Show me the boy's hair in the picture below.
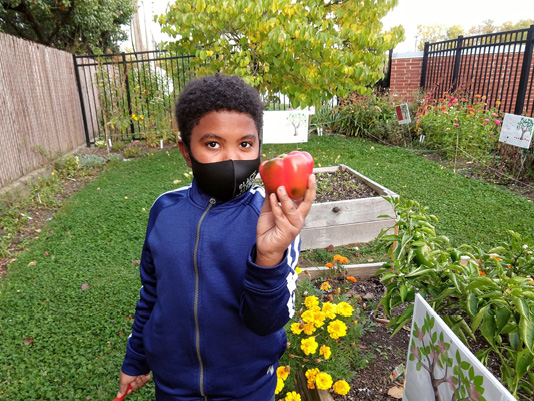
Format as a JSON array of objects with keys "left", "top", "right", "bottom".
[{"left": 175, "top": 74, "right": 264, "bottom": 147}]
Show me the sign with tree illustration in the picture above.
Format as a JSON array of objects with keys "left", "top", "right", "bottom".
[
  {"left": 263, "top": 110, "right": 309, "bottom": 144},
  {"left": 403, "top": 294, "right": 516, "bottom": 401},
  {"left": 498, "top": 114, "right": 533, "bottom": 149}
]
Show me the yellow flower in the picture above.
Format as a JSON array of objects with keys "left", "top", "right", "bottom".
[
  {"left": 275, "top": 377, "right": 284, "bottom": 394},
  {"left": 333, "top": 380, "right": 351, "bottom": 395},
  {"left": 301, "top": 309, "right": 315, "bottom": 324},
  {"left": 304, "top": 296, "right": 320, "bottom": 310},
  {"left": 320, "top": 281, "right": 331, "bottom": 291},
  {"left": 295, "top": 266, "right": 302, "bottom": 274},
  {"left": 302, "top": 322, "right": 316, "bottom": 335},
  {"left": 291, "top": 322, "right": 303, "bottom": 335},
  {"left": 327, "top": 319, "right": 347, "bottom": 339},
  {"left": 277, "top": 365, "right": 290, "bottom": 380},
  {"left": 322, "top": 302, "right": 337, "bottom": 319},
  {"left": 131, "top": 113, "right": 138, "bottom": 120},
  {"left": 337, "top": 301, "right": 354, "bottom": 317},
  {"left": 301, "top": 337, "right": 318, "bottom": 355},
  {"left": 139, "top": 114, "right": 145, "bottom": 120},
  {"left": 284, "top": 391, "right": 301, "bottom": 401},
  {"left": 319, "top": 344, "right": 331, "bottom": 359},
  {"left": 311, "top": 310, "right": 326, "bottom": 328},
  {"left": 315, "top": 372, "right": 333, "bottom": 390}
]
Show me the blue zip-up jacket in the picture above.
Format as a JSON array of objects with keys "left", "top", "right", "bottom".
[{"left": 121, "top": 180, "right": 300, "bottom": 401}]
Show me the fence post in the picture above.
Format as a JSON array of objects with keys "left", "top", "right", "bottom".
[
  {"left": 420, "top": 42, "right": 429, "bottom": 89},
  {"left": 72, "top": 54, "right": 91, "bottom": 147},
  {"left": 121, "top": 52, "right": 135, "bottom": 137},
  {"left": 451, "top": 35, "right": 464, "bottom": 92},
  {"left": 514, "top": 24, "right": 534, "bottom": 115}
]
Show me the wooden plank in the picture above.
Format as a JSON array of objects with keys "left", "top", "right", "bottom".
[
  {"left": 299, "top": 262, "right": 385, "bottom": 281},
  {"left": 300, "top": 219, "right": 395, "bottom": 250},
  {"left": 304, "top": 197, "right": 395, "bottom": 228}
]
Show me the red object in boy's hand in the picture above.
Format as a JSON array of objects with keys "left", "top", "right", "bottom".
[
  {"left": 259, "top": 151, "right": 314, "bottom": 200},
  {"left": 113, "top": 384, "right": 131, "bottom": 401}
]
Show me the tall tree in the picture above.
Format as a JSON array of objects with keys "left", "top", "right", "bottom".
[
  {"left": 0, "top": 0, "right": 136, "bottom": 54},
  {"left": 158, "top": 0, "right": 404, "bottom": 108}
]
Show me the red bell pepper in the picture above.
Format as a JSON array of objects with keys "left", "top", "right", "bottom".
[{"left": 259, "top": 151, "right": 314, "bottom": 200}]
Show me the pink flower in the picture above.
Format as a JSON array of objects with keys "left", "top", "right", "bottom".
[
  {"left": 469, "top": 383, "right": 482, "bottom": 401},
  {"left": 438, "top": 340, "right": 447, "bottom": 354},
  {"left": 492, "top": 113, "right": 499, "bottom": 117},
  {"left": 484, "top": 118, "right": 489, "bottom": 122},
  {"left": 454, "top": 124, "right": 460, "bottom": 128},
  {"left": 494, "top": 120, "right": 501, "bottom": 125},
  {"left": 411, "top": 345, "right": 420, "bottom": 361},
  {"left": 417, "top": 328, "right": 424, "bottom": 342}
]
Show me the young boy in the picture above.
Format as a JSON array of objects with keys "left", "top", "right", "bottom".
[{"left": 117, "top": 74, "right": 316, "bottom": 401}]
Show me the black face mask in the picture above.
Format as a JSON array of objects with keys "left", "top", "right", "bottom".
[{"left": 188, "top": 152, "right": 261, "bottom": 202}]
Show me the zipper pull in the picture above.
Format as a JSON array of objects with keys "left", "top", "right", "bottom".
[{"left": 209, "top": 198, "right": 216, "bottom": 205}]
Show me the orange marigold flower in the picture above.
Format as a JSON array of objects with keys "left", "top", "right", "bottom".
[
  {"left": 346, "top": 276, "right": 357, "bottom": 283},
  {"left": 277, "top": 365, "right": 291, "bottom": 380},
  {"left": 325, "top": 262, "right": 334, "bottom": 269},
  {"left": 479, "top": 269, "right": 487, "bottom": 277}
]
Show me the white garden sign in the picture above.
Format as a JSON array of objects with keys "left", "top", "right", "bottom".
[
  {"left": 262, "top": 110, "right": 309, "bottom": 144},
  {"left": 403, "top": 294, "right": 516, "bottom": 401}
]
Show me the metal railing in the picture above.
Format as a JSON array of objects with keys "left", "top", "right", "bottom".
[
  {"left": 420, "top": 25, "right": 534, "bottom": 117},
  {"left": 73, "top": 50, "right": 195, "bottom": 146}
]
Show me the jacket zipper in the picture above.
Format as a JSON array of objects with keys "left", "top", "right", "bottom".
[{"left": 193, "top": 197, "right": 215, "bottom": 400}]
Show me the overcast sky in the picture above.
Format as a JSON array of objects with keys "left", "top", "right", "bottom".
[
  {"left": 128, "top": 0, "right": 534, "bottom": 53},
  {"left": 382, "top": 0, "right": 534, "bottom": 52}
]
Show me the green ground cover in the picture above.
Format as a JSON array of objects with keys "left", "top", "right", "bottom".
[{"left": 1, "top": 136, "right": 533, "bottom": 400}]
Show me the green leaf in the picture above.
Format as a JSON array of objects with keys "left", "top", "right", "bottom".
[
  {"left": 512, "top": 296, "right": 530, "bottom": 319},
  {"left": 519, "top": 318, "right": 534, "bottom": 353},
  {"left": 495, "top": 307, "right": 512, "bottom": 334},
  {"left": 466, "top": 292, "right": 478, "bottom": 317},
  {"left": 471, "top": 304, "right": 490, "bottom": 333},
  {"left": 480, "top": 310, "right": 496, "bottom": 346},
  {"left": 516, "top": 348, "right": 534, "bottom": 378}
]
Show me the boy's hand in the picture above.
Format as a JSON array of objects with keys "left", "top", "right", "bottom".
[
  {"left": 117, "top": 371, "right": 151, "bottom": 399},
  {"left": 256, "top": 174, "right": 316, "bottom": 267}
]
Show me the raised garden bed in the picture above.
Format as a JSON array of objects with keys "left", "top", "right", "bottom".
[{"left": 301, "top": 165, "right": 398, "bottom": 250}]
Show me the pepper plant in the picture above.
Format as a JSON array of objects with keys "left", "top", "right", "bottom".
[{"left": 375, "top": 196, "right": 534, "bottom": 399}]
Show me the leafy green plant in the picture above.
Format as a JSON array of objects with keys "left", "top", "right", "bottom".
[
  {"left": 123, "top": 141, "right": 142, "bottom": 158},
  {"left": 376, "top": 196, "right": 534, "bottom": 399},
  {"left": 53, "top": 155, "right": 80, "bottom": 179}
]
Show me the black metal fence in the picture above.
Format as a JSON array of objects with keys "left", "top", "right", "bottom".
[
  {"left": 73, "top": 50, "right": 339, "bottom": 147},
  {"left": 73, "top": 50, "right": 195, "bottom": 146},
  {"left": 420, "top": 25, "right": 534, "bottom": 117}
]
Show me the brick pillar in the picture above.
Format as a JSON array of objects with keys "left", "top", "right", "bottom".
[{"left": 389, "top": 52, "right": 424, "bottom": 101}]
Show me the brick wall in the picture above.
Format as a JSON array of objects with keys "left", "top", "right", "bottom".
[{"left": 388, "top": 50, "right": 534, "bottom": 117}]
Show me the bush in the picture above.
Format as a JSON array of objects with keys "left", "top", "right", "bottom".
[
  {"left": 416, "top": 92, "right": 502, "bottom": 160},
  {"left": 324, "top": 92, "right": 417, "bottom": 146}
]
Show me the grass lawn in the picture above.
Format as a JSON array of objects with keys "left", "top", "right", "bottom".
[{"left": 1, "top": 135, "right": 533, "bottom": 400}]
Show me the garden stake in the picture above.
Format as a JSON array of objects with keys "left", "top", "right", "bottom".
[{"left": 112, "top": 384, "right": 131, "bottom": 401}]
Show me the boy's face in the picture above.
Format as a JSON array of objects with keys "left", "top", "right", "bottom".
[{"left": 179, "top": 111, "right": 259, "bottom": 167}]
